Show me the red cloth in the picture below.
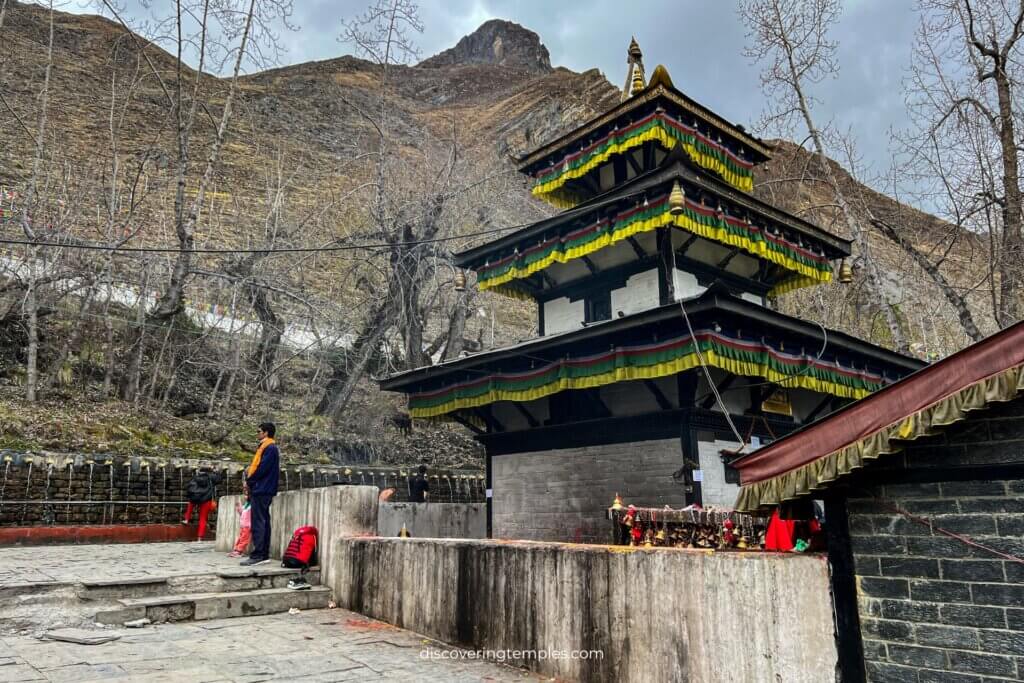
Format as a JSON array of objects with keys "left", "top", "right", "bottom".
[
  {"left": 184, "top": 500, "right": 214, "bottom": 540},
  {"left": 765, "top": 509, "right": 796, "bottom": 551},
  {"left": 232, "top": 526, "right": 252, "bottom": 554}
]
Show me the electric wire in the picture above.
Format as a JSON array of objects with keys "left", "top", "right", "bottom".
[{"left": 0, "top": 220, "right": 534, "bottom": 255}]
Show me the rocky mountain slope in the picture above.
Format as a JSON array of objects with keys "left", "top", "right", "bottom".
[{"left": 0, "top": 2, "right": 987, "bottom": 464}]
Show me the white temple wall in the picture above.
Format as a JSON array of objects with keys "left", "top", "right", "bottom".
[
  {"left": 542, "top": 296, "right": 584, "bottom": 335},
  {"left": 610, "top": 268, "right": 660, "bottom": 317},
  {"left": 696, "top": 437, "right": 742, "bottom": 508}
]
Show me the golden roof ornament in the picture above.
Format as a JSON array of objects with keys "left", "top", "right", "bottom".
[
  {"left": 669, "top": 181, "right": 686, "bottom": 215},
  {"left": 622, "top": 37, "right": 646, "bottom": 101},
  {"left": 648, "top": 64, "right": 674, "bottom": 90}
]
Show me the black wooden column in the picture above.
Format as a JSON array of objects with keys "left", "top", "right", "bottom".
[{"left": 824, "top": 494, "right": 866, "bottom": 683}]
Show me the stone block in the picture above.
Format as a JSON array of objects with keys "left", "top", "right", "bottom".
[
  {"left": 939, "top": 605, "right": 1006, "bottom": 629},
  {"left": 940, "top": 560, "right": 1005, "bottom": 583},
  {"left": 948, "top": 651, "right": 1016, "bottom": 677},
  {"left": 910, "top": 579, "right": 972, "bottom": 604}
]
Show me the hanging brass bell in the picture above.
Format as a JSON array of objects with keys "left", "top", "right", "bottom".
[
  {"left": 398, "top": 523, "right": 411, "bottom": 538},
  {"left": 838, "top": 259, "right": 853, "bottom": 284},
  {"left": 454, "top": 269, "right": 467, "bottom": 292},
  {"left": 610, "top": 493, "right": 625, "bottom": 512},
  {"left": 669, "top": 181, "right": 686, "bottom": 216},
  {"left": 655, "top": 527, "right": 667, "bottom": 543}
]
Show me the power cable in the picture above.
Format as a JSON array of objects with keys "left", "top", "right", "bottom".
[{"left": 0, "top": 220, "right": 533, "bottom": 255}]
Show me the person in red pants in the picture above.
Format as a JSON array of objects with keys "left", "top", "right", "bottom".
[{"left": 182, "top": 467, "right": 221, "bottom": 541}]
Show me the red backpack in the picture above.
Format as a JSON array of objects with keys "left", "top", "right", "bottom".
[{"left": 282, "top": 526, "right": 318, "bottom": 568}]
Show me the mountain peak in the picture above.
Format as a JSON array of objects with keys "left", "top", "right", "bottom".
[{"left": 418, "top": 20, "right": 552, "bottom": 72}]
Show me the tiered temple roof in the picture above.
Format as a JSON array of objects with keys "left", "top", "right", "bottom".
[{"left": 382, "top": 41, "right": 920, "bottom": 431}]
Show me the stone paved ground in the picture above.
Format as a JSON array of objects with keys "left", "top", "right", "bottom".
[
  {"left": 0, "top": 541, "right": 237, "bottom": 585},
  {"left": 0, "top": 543, "right": 544, "bottom": 681},
  {"left": 0, "top": 608, "right": 543, "bottom": 682}
]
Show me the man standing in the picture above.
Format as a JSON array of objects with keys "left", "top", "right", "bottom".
[
  {"left": 409, "top": 464, "right": 430, "bottom": 503},
  {"left": 241, "top": 422, "right": 279, "bottom": 566}
]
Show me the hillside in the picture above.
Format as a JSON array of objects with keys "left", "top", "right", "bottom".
[{"left": 0, "top": 2, "right": 989, "bottom": 465}]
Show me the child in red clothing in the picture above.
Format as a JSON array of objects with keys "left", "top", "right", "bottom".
[{"left": 228, "top": 489, "right": 253, "bottom": 558}]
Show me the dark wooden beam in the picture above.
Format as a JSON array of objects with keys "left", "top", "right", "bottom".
[
  {"left": 702, "top": 374, "right": 739, "bottom": 410},
  {"left": 716, "top": 248, "right": 741, "bottom": 270},
  {"left": 642, "top": 379, "right": 673, "bottom": 410},
  {"left": 538, "top": 270, "right": 557, "bottom": 289},
  {"left": 625, "top": 150, "right": 643, "bottom": 176},
  {"left": 473, "top": 407, "right": 503, "bottom": 433},
  {"left": 749, "top": 384, "right": 774, "bottom": 414},
  {"left": 657, "top": 227, "right": 676, "bottom": 305},
  {"left": 580, "top": 255, "right": 599, "bottom": 274},
  {"left": 678, "top": 371, "right": 699, "bottom": 407},
  {"left": 805, "top": 396, "right": 834, "bottom": 423},
  {"left": 626, "top": 236, "right": 648, "bottom": 259},
  {"left": 824, "top": 496, "right": 867, "bottom": 683},
  {"left": 450, "top": 413, "right": 485, "bottom": 435},
  {"left": 676, "top": 233, "right": 699, "bottom": 257},
  {"left": 511, "top": 402, "right": 540, "bottom": 428},
  {"left": 613, "top": 156, "right": 628, "bottom": 185}
]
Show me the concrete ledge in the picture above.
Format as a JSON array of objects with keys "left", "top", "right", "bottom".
[
  {"left": 216, "top": 486, "right": 378, "bottom": 572},
  {"left": 331, "top": 538, "right": 838, "bottom": 683},
  {"left": 377, "top": 503, "right": 485, "bottom": 538},
  {"left": 95, "top": 586, "right": 331, "bottom": 624}
]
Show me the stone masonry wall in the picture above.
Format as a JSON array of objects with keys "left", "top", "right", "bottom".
[
  {"left": 846, "top": 399, "right": 1024, "bottom": 683},
  {"left": 0, "top": 451, "right": 483, "bottom": 527},
  {"left": 331, "top": 538, "right": 838, "bottom": 683},
  {"left": 491, "top": 438, "right": 686, "bottom": 542}
]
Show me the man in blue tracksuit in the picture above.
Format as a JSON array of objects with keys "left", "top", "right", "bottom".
[{"left": 241, "top": 422, "right": 280, "bottom": 566}]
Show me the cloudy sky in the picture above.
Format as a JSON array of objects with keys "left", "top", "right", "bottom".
[{"left": 75, "top": 0, "right": 921, "bottom": 177}]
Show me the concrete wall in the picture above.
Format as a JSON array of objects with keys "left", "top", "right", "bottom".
[
  {"left": 543, "top": 296, "right": 584, "bottom": 335},
  {"left": 491, "top": 439, "right": 686, "bottom": 543},
  {"left": 610, "top": 268, "right": 659, "bottom": 318},
  {"left": 330, "top": 538, "right": 838, "bottom": 683},
  {"left": 696, "top": 438, "right": 741, "bottom": 507},
  {"left": 377, "top": 503, "right": 486, "bottom": 538},
  {"left": 216, "top": 485, "right": 378, "bottom": 570}
]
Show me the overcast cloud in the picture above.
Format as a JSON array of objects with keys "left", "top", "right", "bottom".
[{"left": 73, "top": 0, "right": 919, "bottom": 177}]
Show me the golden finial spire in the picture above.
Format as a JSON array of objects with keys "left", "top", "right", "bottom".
[{"left": 622, "top": 37, "right": 646, "bottom": 101}]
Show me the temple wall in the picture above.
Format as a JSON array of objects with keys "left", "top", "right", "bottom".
[
  {"left": 673, "top": 267, "right": 704, "bottom": 299},
  {"left": 542, "top": 296, "right": 584, "bottom": 335},
  {"left": 329, "top": 537, "right": 838, "bottom": 683},
  {"left": 490, "top": 438, "right": 687, "bottom": 543},
  {"left": 696, "top": 438, "right": 741, "bottom": 507},
  {"left": 609, "top": 268, "right": 659, "bottom": 317}
]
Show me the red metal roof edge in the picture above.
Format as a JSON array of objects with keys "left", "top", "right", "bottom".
[{"left": 733, "top": 320, "right": 1024, "bottom": 486}]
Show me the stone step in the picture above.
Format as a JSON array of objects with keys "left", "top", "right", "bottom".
[
  {"left": 78, "top": 566, "right": 321, "bottom": 600},
  {"left": 94, "top": 586, "right": 331, "bottom": 625}
]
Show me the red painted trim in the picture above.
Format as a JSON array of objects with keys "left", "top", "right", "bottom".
[{"left": 0, "top": 523, "right": 208, "bottom": 546}]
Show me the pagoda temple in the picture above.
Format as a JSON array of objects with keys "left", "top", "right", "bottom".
[{"left": 380, "top": 41, "right": 924, "bottom": 543}]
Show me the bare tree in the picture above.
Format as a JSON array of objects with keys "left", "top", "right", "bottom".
[
  {"left": 96, "top": 0, "right": 295, "bottom": 401},
  {"left": 739, "top": 0, "right": 911, "bottom": 351},
  {"left": 898, "top": 0, "right": 1024, "bottom": 329}
]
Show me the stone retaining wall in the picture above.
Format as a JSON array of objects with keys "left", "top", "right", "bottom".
[
  {"left": 329, "top": 537, "right": 838, "bottom": 683},
  {"left": 0, "top": 451, "right": 482, "bottom": 527},
  {"left": 216, "top": 486, "right": 378, "bottom": 571},
  {"left": 377, "top": 503, "right": 486, "bottom": 538}
]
